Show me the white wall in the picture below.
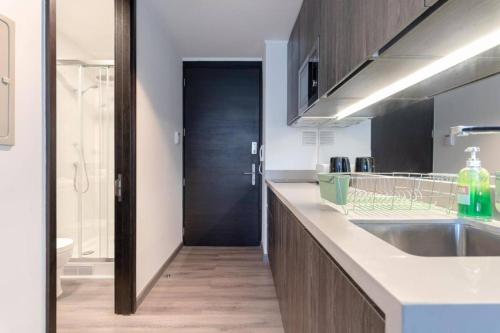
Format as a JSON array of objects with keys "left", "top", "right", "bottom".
[
  {"left": 263, "top": 42, "right": 317, "bottom": 171},
  {"left": 262, "top": 41, "right": 371, "bottom": 253},
  {"left": 434, "top": 74, "right": 500, "bottom": 173},
  {"left": 0, "top": 2, "right": 45, "bottom": 332},
  {"left": 136, "top": 1, "right": 184, "bottom": 296},
  {"left": 318, "top": 121, "right": 372, "bottom": 170},
  {"left": 263, "top": 42, "right": 371, "bottom": 172}
]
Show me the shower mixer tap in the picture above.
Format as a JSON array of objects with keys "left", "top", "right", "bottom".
[{"left": 73, "top": 144, "right": 90, "bottom": 193}]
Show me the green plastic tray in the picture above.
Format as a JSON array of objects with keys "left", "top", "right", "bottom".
[{"left": 318, "top": 173, "right": 350, "bottom": 205}]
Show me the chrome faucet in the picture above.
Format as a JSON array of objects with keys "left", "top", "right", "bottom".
[{"left": 449, "top": 125, "right": 500, "bottom": 144}]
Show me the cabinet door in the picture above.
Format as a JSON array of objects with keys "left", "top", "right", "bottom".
[
  {"left": 320, "top": 0, "right": 367, "bottom": 91},
  {"left": 365, "top": 0, "right": 426, "bottom": 58},
  {"left": 269, "top": 193, "right": 385, "bottom": 332},
  {"left": 299, "top": 0, "right": 321, "bottom": 65},
  {"left": 425, "top": 0, "right": 439, "bottom": 7},
  {"left": 267, "top": 201, "right": 274, "bottom": 272},
  {"left": 318, "top": 242, "right": 385, "bottom": 333},
  {"left": 334, "top": 0, "right": 367, "bottom": 84},
  {"left": 277, "top": 199, "right": 289, "bottom": 330},
  {"left": 319, "top": 0, "right": 427, "bottom": 96},
  {"left": 290, "top": 214, "right": 308, "bottom": 333},
  {"left": 287, "top": 19, "right": 300, "bottom": 125},
  {"left": 302, "top": 223, "right": 320, "bottom": 333},
  {"left": 319, "top": 0, "right": 334, "bottom": 97}
]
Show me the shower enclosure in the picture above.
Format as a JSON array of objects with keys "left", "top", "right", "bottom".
[{"left": 56, "top": 60, "right": 115, "bottom": 274}]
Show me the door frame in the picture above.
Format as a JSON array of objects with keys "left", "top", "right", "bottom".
[
  {"left": 45, "top": 0, "right": 137, "bottom": 331},
  {"left": 182, "top": 61, "right": 263, "bottom": 246}
]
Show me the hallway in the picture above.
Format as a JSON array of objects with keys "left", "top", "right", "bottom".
[{"left": 57, "top": 247, "right": 284, "bottom": 332}]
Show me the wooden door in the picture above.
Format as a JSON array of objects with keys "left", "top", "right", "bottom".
[{"left": 183, "top": 62, "right": 262, "bottom": 246}]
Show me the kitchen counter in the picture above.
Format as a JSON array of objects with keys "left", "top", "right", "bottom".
[{"left": 267, "top": 180, "right": 500, "bottom": 333}]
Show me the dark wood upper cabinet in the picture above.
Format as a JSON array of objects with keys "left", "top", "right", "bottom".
[
  {"left": 365, "top": 0, "right": 427, "bottom": 58},
  {"left": 299, "top": 0, "right": 321, "bottom": 66},
  {"left": 319, "top": 0, "right": 367, "bottom": 96},
  {"left": 425, "top": 0, "right": 440, "bottom": 7},
  {"left": 335, "top": 0, "right": 367, "bottom": 84},
  {"left": 318, "top": 0, "right": 333, "bottom": 97},
  {"left": 287, "top": 19, "right": 300, "bottom": 125},
  {"left": 319, "top": 0, "right": 427, "bottom": 95}
]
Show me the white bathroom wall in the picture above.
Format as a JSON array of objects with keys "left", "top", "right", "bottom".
[
  {"left": 0, "top": 1, "right": 45, "bottom": 332},
  {"left": 434, "top": 74, "right": 500, "bottom": 173},
  {"left": 136, "top": 1, "right": 184, "bottom": 296}
]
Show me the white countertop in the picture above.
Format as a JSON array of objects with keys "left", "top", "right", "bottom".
[{"left": 267, "top": 181, "right": 500, "bottom": 333}]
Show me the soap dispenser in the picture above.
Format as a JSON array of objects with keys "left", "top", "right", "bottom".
[{"left": 457, "top": 147, "right": 493, "bottom": 220}]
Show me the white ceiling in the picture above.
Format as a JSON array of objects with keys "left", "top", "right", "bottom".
[{"left": 145, "top": 0, "right": 303, "bottom": 59}]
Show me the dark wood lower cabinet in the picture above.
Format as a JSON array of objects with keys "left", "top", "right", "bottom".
[{"left": 268, "top": 189, "right": 385, "bottom": 333}]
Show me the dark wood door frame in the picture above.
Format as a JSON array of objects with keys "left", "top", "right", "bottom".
[
  {"left": 114, "top": 0, "right": 137, "bottom": 315},
  {"left": 45, "top": 0, "right": 137, "bottom": 332}
]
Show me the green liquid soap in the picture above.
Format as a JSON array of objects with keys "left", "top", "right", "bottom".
[{"left": 457, "top": 147, "right": 493, "bottom": 221}]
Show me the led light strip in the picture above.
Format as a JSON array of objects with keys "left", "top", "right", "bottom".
[{"left": 335, "top": 28, "right": 500, "bottom": 120}]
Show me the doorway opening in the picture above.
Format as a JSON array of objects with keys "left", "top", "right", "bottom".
[
  {"left": 183, "top": 61, "right": 263, "bottom": 247},
  {"left": 45, "top": 0, "right": 136, "bottom": 332}
]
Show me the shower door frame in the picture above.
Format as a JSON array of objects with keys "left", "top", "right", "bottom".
[{"left": 45, "top": 0, "right": 137, "bottom": 331}]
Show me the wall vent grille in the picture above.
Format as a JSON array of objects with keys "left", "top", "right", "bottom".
[
  {"left": 319, "top": 131, "right": 335, "bottom": 145},
  {"left": 302, "top": 131, "right": 317, "bottom": 145}
]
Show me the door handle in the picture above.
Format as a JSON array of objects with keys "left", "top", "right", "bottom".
[{"left": 242, "top": 163, "right": 256, "bottom": 186}]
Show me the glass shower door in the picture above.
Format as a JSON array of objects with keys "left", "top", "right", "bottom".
[{"left": 56, "top": 62, "right": 115, "bottom": 261}]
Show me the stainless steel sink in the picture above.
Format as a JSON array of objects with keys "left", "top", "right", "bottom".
[{"left": 353, "top": 221, "right": 500, "bottom": 257}]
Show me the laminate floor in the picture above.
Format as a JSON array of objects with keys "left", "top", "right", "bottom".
[{"left": 57, "top": 247, "right": 284, "bottom": 333}]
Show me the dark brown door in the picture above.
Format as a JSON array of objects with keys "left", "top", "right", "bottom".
[{"left": 183, "top": 62, "right": 262, "bottom": 246}]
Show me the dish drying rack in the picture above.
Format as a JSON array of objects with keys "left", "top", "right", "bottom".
[{"left": 319, "top": 172, "right": 459, "bottom": 216}]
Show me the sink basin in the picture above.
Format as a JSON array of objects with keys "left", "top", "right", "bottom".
[{"left": 354, "top": 221, "right": 500, "bottom": 257}]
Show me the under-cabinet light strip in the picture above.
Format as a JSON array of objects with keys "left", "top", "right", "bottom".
[{"left": 334, "top": 28, "right": 500, "bottom": 120}]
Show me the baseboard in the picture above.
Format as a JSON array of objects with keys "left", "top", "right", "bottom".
[{"left": 135, "top": 242, "right": 183, "bottom": 310}]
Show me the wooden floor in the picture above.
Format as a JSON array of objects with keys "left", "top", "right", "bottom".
[{"left": 57, "top": 247, "right": 284, "bottom": 333}]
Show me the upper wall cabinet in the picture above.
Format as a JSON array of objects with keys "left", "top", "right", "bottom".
[
  {"left": 299, "top": 0, "right": 321, "bottom": 66},
  {"left": 288, "top": 0, "right": 442, "bottom": 125},
  {"left": 318, "top": 0, "right": 427, "bottom": 98},
  {"left": 425, "top": 0, "right": 440, "bottom": 6},
  {"left": 304, "top": 0, "right": 500, "bottom": 124},
  {"left": 287, "top": 18, "right": 301, "bottom": 124}
]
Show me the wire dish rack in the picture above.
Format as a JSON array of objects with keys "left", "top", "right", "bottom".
[{"left": 318, "top": 172, "right": 459, "bottom": 215}]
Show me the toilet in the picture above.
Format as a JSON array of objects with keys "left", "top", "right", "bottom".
[{"left": 57, "top": 238, "right": 74, "bottom": 298}]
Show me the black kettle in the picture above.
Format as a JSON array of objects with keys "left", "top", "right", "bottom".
[
  {"left": 330, "top": 157, "right": 351, "bottom": 173},
  {"left": 355, "top": 157, "right": 375, "bottom": 173}
]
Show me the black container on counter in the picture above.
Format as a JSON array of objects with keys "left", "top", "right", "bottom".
[
  {"left": 355, "top": 157, "right": 375, "bottom": 173},
  {"left": 330, "top": 157, "right": 351, "bottom": 173}
]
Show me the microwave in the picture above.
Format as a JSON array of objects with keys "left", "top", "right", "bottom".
[{"left": 298, "top": 39, "right": 319, "bottom": 115}]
